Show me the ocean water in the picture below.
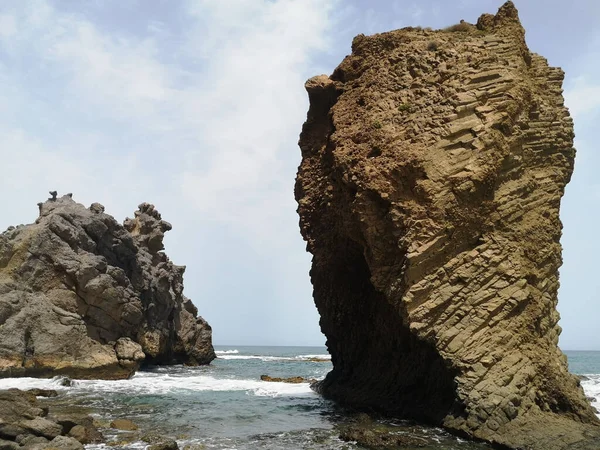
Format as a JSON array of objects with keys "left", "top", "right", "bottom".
[
  {"left": 0, "top": 347, "right": 597, "bottom": 449},
  {"left": 564, "top": 350, "right": 600, "bottom": 413}
]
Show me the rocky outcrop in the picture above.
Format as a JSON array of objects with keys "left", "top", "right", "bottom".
[
  {"left": 0, "top": 194, "right": 215, "bottom": 379},
  {"left": 296, "top": 2, "right": 600, "bottom": 448}
]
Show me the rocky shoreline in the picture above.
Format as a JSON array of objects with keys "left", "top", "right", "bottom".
[
  {"left": 0, "top": 388, "right": 195, "bottom": 450},
  {"left": 0, "top": 388, "right": 99, "bottom": 450}
]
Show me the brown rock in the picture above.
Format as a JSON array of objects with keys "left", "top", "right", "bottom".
[
  {"left": 260, "top": 375, "right": 317, "bottom": 383},
  {"left": 141, "top": 433, "right": 180, "bottom": 450},
  {"left": 110, "top": 419, "right": 138, "bottom": 431},
  {"left": 26, "top": 389, "right": 58, "bottom": 398},
  {"left": 44, "top": 435, "right": 84, "bottom": 450},
  {"left": 149, "top": 442, "right": 179, "bottom": 450},
  {"left": 18, "top": 418, "right": 62, "bottom": 440},
  {"left": 339, "top": 427, "right": 428, "bottom": 449},
  {"left": 0, "top": 439, "right": 19, "bottom": 450},
  {"left": 295, "top": 1, "right": 600, "bottom": 449},
  {"left": 0, "top": 195, "right": 215, "bottom": 380}
]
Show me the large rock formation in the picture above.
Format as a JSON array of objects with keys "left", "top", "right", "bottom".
[
  {"left": 296, "top": 2, "right": 600, "bottom": 448},
  {"left": 0, "top": 193, "right": 215, "bottom": 379}
]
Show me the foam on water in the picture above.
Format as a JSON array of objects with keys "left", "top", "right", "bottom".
[
  {"left": 217, "top": 354, "right": 330, "bottom": 362},
  {"left": 580, "top": 375, "right": 600, "bottom": 417},
  {"left": 0, "top": 376, "right": 69, "bottom": 391},
  {"left": 0, "top": 373, "right": 315, "bottom": 398},
  {"left": 215, "top": 349, "right": 239, "bottom": 355}
]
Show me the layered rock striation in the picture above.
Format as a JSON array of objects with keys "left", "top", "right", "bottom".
[
  {"left": 0, "top": 193, "right": 215, "bottom": 379},
  {"left": 296, "top": 2, "right": 600, "bottom": 448}
]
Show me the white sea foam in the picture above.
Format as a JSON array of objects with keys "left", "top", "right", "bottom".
[
  {"left": 580, "top": 374, "right": 600, "bottom": 418},
  {"left": 217, "top": 354, "right": 330, "bottom": 362},
  {"left": 0, "top": 373, "right": 315, "bottom": 398},
  {"left": 0, "top": 376, "right": 70, "bottom": 391},
  {"left": 215, "top": 349, "right": 239, "bottom": 355}
]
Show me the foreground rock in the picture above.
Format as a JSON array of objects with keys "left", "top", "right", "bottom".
[
  {"left": 0, "top": 389, "right": 101, "bottom": 449},
  {"left": 296, "top": 1, "right": 600, "bottom": 448},
  {"left": 0, "top": 194, "right": 215, "bottom": 379}
]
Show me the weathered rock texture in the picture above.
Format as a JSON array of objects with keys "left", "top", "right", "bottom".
[
  {"left": 0, "top": 194, "right": 215, "bottom": 379},
  {"left": 0, "top": 388, "right": 101, "bottom": 449},
  {"left": 296, "top": 2, "right": 600, "bottom": 448}
]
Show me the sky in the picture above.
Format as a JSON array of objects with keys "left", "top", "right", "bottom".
[{"left": 0, "top": 0, "right": 598, "bottom": 349}]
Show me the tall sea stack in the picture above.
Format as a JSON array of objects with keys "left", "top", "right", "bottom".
[
  {"left": 296, "top": 2, "right": 600, "bottom": 448},
  {"left": 0, "top": 194, "right": 215, "bottom": 379}
]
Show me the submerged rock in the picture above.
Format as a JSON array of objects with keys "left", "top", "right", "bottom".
[
  {"left": 296, "top": 1, "right": 600, "bottom": 448},
  {"left": 260, "top": 375, "right": 317, "bottom": 384},
  {"left": 0, "top": 194, "right": 215, "bottom": 380},
  {"left": 110, "top": 419, "right": 138, "bottom": 431}
]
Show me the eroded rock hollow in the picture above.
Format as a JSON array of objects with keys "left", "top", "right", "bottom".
[
  {"left": 0, "top": 193, "right": 215, "bottom": 379},
  {"left": 296, "top": 2, "right": 600, "bottom": 448}
]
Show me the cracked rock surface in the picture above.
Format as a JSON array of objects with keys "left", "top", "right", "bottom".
[
  {"left": 296, "top": 1, "right": 600, "bottom": 448},
  {"left": 0, "top": 194, "right": 214, "bottom": 379}
]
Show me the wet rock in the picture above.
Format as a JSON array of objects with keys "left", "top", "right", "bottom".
[
  {"left": 26, "top": 389, "right": 58, "bottom": 398},
  {"left": 260, "top": 375, "right": 317, "bottom": 383},
  {"left": 63, "top": 420, "right": 102, "bottom": 445},
  {"left": 149, "top": 442, "right": 179, "bottom": 450},
  {"left": 339, "top": 427, "right": 428, "bottom": 449},
  {"left": 110, "top": 419, "right": 138, "bottom": 431},
  {"left": 142, "top": 433, "right": 179, "bottom": 450},
  {"left": 296, "top": 1, "right": 600, "bottom": 449},
  {"left": 0, "top": 194, "right": 215, "bottom": 380}
]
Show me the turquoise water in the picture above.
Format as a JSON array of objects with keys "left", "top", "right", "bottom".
[
  {"left": 565, "top": 350, "right": 600, "bottom": 374},
  {"left": 565, "top": 350, "right": 600, "bottom": 411},
  {"left": 2, "top": 347, "right": 598, "bottom": 449}
]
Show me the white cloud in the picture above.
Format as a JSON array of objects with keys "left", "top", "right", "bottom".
[
  {"left": 0, "top": 0, "right": 335, "bottom": 345},
  {"left": 564, "top": 76, "right": 600, "bottom": 120},
  {"left": 0, "top": 14, "right": 17, "bottom": 38}
]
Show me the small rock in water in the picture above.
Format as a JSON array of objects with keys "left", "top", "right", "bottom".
[
  {"left": 110, "top": 419, "right": 138, "bottom": 431},
  {"left": 260, "top": 375, "right": 316, "bottom": 383},
  {"left": 27, "top": 388, "right": 58, "bottom": 398},
  {"left": 148, "top": 440, "right": 179, "bottom": 450},
  {"left": 59, "top": 377, "right": 74, "bottom": 387},
  {"left": 142, "top": 432, "right": 180, "bottom": 450},
  {"left": 339, "top": 426, "right": 428, "bottom": 449}
]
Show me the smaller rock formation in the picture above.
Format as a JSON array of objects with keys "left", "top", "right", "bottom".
[{"left": 0, "top": 194, "right": 215, "bottom": 379}]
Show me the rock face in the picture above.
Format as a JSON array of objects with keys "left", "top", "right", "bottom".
[
  {"left": 296, "top": 2, "right": 600, "bottom": 448},
  {"left": 0, "top": 194, "right": 215, "bottom": 379}
]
